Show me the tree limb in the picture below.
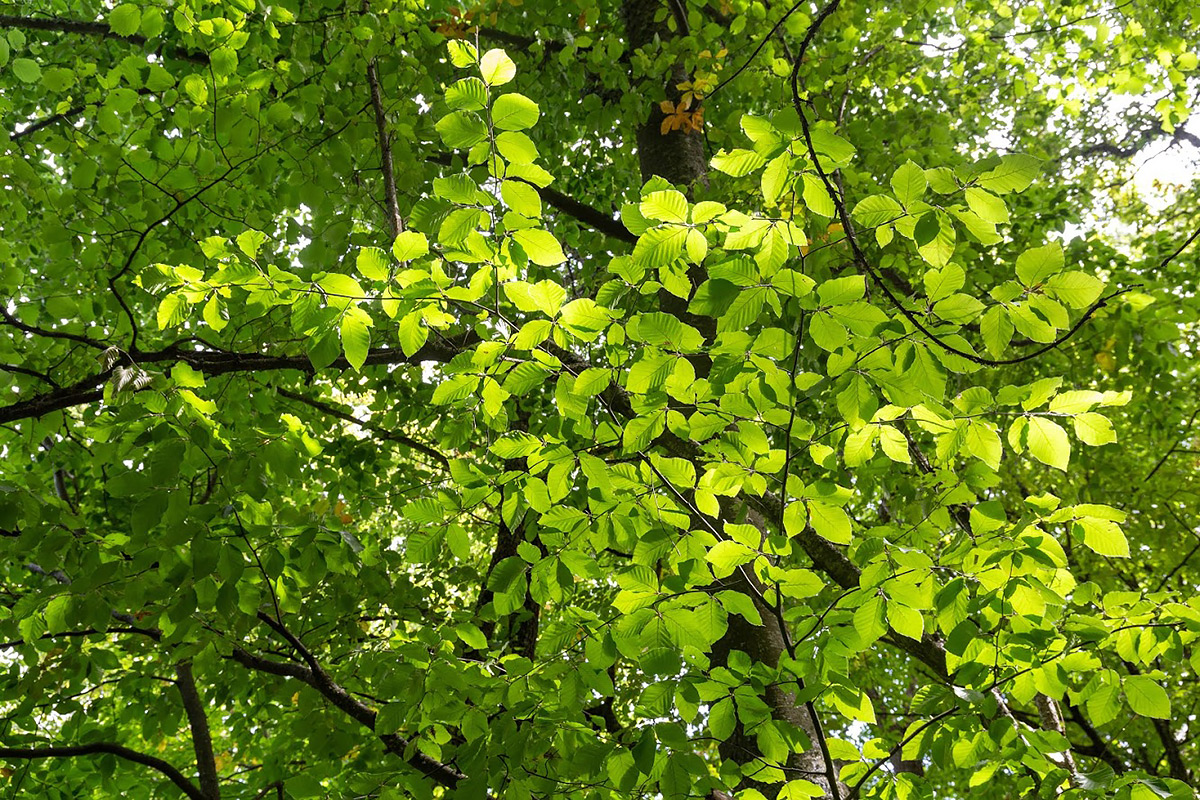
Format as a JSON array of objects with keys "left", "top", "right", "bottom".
[
  {"left": 0, "top": 742, "right": 206, "bottom": 800},
  {"left": 0, "top": 335, "right": 477, "bottom": 426},
  {"left": 229, "top": 614, "right": 466, "bottom": 789},
  {"left": 175, "top": 661, "right": 222, "bottom": 800},
  {"left": 275, "top": 387, "right": 449, "bottom": 467},
  {"left": 428, "top": 153, "right": 634, "bottom": 243},
  {"left": 366, "top": 57, "right": 404, "bottom": 237},
  {"left": 0, "top": 12, "right": 208, "bottom": 63}
]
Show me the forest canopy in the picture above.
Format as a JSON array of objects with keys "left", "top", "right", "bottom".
[{"left": 1, "top": 0, "right": 1199, "bottom": 799}]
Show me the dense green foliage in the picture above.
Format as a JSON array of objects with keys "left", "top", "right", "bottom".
[{"left": 1, "top": 0, "right": 1199, "bottom": 798}]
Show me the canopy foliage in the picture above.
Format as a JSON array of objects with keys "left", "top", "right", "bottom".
[{"left": 1, "top": 0, "right": 1199, "bottom": 799}]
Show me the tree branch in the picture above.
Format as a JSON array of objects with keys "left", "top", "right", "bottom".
[
  {"left": 175, "top": 661, "right": 222, "bottom": 800},
  {"left": 0, "top": 335, "right": 477, "bottom": 426},
  {"left": 1069, "top": 121, "right": 1200, "bottom": 161},
  {"left": 0, "top": 13, "right": 208, "bottom": 63},
  {"left": 786, "top": 1, "right": 1135, "bottom": 368},
  {"left": 428, "top": 153, "right": 634, "bottom": 243},
  {"left": 1, "top": 306, "right": 107, "bottom": 349},
  {"left": 275, "top": 387, "right": 448, "bottom": 466},
  {"left": 366, "top": 57, "right": 404, "bottom": 237},
  {"left": 228, "top": 614, "right": 466, "bottom": 789},
  {"left": 0, "top": 742, "right": 206, "bottom": 800},
  {"left": 11, "top": 103, "right": 87, "bottom": 141}
]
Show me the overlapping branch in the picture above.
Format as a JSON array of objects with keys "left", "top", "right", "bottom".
[
  {"left": 427, "top": 153, "right": 634, "bottom": 243},
  {"left": 275, "top": 387, "right": 449, "bottom": 466},
  {"left": 229, "top": 612, "right": 465, "bottom": 788},
  {"left": 0, "top": 742, "right": 206, "bottom": 800},
  {"left": 175, "top": 662, "right": 222, "bottom": 800},
  {"left": 0, "top": 335, "right": 475, "bottom": 426},
  {"left": 0, "top": 12, "right": 208, "bottom": 63}
]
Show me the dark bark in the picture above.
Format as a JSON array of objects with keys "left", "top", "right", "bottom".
[
  {"left": 175, "top": 662, "right": 222, "bottom": 800},
  {"left": 709, "top": 570, "right": 836, "bottom": 797},
  {"left": 621, "top": 0, "right": 708, "bottom": 187},
  {"left": 0, "top": 13, "right": 208, "bottom": 64},
  {"left": 614, "top": 8, "right": 835, "bottom": 784},
  {"left": 0, "top": 743, "right": 206, "bottom": 800}
]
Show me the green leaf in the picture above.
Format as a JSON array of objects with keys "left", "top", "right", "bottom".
[
  {"left": 505, "top": 280, "right": 566, "bottom": 315},
  {"left": 436, "top": 111, "right": 488, "bottom": 149},
  {"left": 445, "top": 77, "right": 488, "bottom": 110},
  {"left": 924, "top": 263, "right": 965, "bottom": 302},
  {"left": 976, "top": 153, "right": 1041, "bottom": 194},
  {"left": 501, "top": 180, "right": 542, "bottom": 217},
  {"left": 779, "top": 779, "right": 825, "bottom": 799},
  {"left": 512, "top": 228, "right": 566, "bottom": 265},
  {"left": 1124, "top": 675, "right": 1171, "bottom": 719},
  {"left": 109, "top": 4, "right": 141, "bottom": 36},
  {"left": 818, "top": 275, "right": 865, "bottom": 305},
  {"left": 356, "top": 247, "right": 390, "bottom": 280},
  {"left": 559, "top": 299, "right": 610, "bottom": 335},
  {"left": 392, "top": 231, "right": 430, "bottom": 261},
  {"left": 446, "top": 40, "right": 478, "bottom": 68},
  {"left": 719, "top": 287, "right": 767, "bottom": 333},
  {"left": 398, "top": 312, "right": 428, "bottom": 357},
  {"left": 964, "top": 187, "right": 1009, "bottom": 223},
  {"left": 1016, "top": 242, "right": 1064, "bottom": 287},
  {"left": 891, "top": 160, "right": 927, "bottom": 207},
  {"left": 633, "top": 225, "right": 687, "bottom": 268},
  {"left": 916, "top": 212, "right": 956, "bottom": 267},
  {"left": 802, "top": 174, "right": 836, "bottom": 217},
  {"left": 852, "top": 194, "right": 904, "bottom": 228},
  {"left": 1026, "top": 416, "right": 1070, "bottom": 471},
  {"left": 318, "top": 273, "right": 366, "bottom": 305},
  {"left": 707, "top": 540, "right": 756, "bottom": 578},
  {"left": 711, "top": 149, "right": 766, "bottom": 176},
  {"left": 1076, "top": 517, "right": 1129, "bottom": 557},
  {"left": 853, "top": 595, "right": 887, "bottom": 645},
  {"left": 181, "top": 73, "right": 208, "bottom": 105},
  {"left": 340, "top": 306, "right": 373, "bottom": 371},
  {"left": 12, "top": 58, "right": 41, "bottom": 84},
  {"left": 1045, "top": 270, "right": 1103, "bottom": 308},
  {"left": 888, "top": 602, "right": 924, "bottom": 640},
  {"left": 492, "top": 93, "right": 540, "bottom": 130},
  {"left": 808, "top": 312, "right": 847, "bottom": 351},
  {"left": 454, "top": 623, "right": 488, "bottom": 650},
  {"left": 157, "top": 293, "right": 188, "bottom": 329},
  {"left": 640, "top": 191, "right": 689, "bottom": 224},
  {"left": 1087, "top": 674, "right": 1121, "bottom": 726},
  {"left": 496, "top": 131, "right": 539, "bottom": 164},
  {"left": 236, "top": 230, "right": 267, "bottom": 259},
  {"left": 808, "top": 500, "right": 851, "bottom": 545},
  {"left": 980, "top": 307, "right": 1014, "bottom": 357},
  {"left": 933, "top": 293, "right": 985, "bottom": 324},
  {"left": 627, "top": 351, "right": 674, "bottom": 394},
  {"left": 480, "top": 48, "right": 516, "bottom": 86},
  {"left": 1074, "top": 412, "right": 1116, "bottom": 446}
]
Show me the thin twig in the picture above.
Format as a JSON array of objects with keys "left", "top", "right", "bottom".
[{"left": 366, "top": 58, "right": 404, "bottom": 237}]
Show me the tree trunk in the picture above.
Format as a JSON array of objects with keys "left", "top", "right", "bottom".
[
  {"left": 620, "top": 2, "right": 837, "bottom": 795},
  {"left": 621, "top": 0, "right": 708, "bottom": 187}
]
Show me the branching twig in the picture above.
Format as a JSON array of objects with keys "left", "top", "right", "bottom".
[
  {"left": 229, "top": 614, "right": 466, "bottom": 788},
  {"left": 789, "top": 0, "right": 1132, "bottom": 367}
]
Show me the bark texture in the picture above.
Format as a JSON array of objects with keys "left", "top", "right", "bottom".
[
  {"left": 621, "top": 0, "right": 708, "bottom": 186},
  {"left": 619, "top": 3, "right": 837, "bottom": 794}
]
